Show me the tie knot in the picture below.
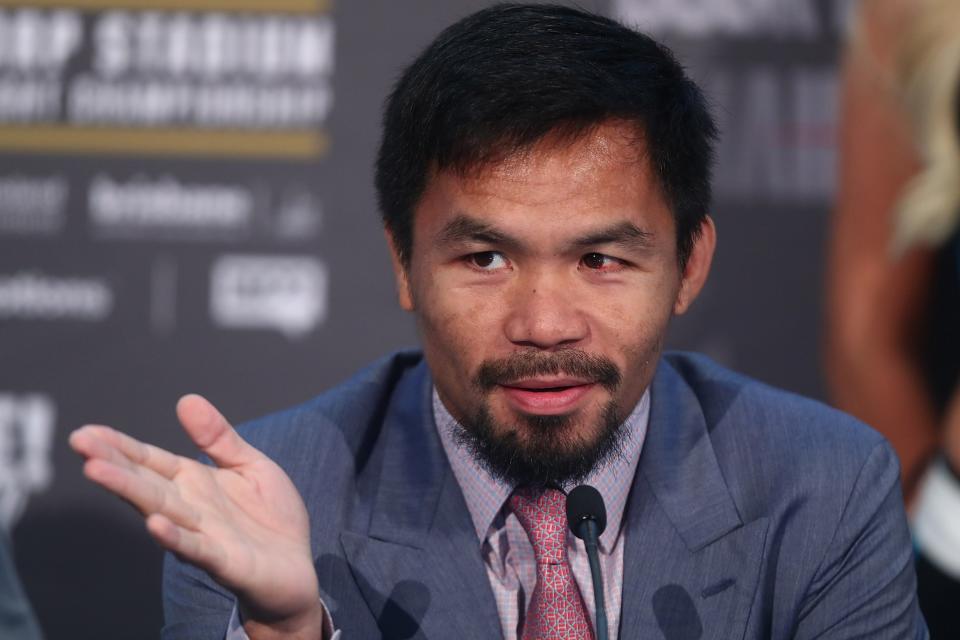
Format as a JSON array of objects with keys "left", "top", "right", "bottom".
[{"left": 509, "top": 486, "right": 569, "bottom": 564}]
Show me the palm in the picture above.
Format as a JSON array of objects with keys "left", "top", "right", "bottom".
[
  {"left": 178, "top": 455, "right": 316, "bottom": 616},
  {"left": 69, "top": 395, "right": 319, "bottom": 622}
]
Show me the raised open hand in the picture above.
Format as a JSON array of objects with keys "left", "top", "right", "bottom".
[{"left": 69, "top": 395, "right": 323, "bottom": 636}]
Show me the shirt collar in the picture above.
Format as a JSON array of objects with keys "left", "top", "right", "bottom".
[{"left": 434, "top": 388, "right": 650, "bottom": 553}]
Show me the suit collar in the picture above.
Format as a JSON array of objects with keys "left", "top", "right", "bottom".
[
  {"left": 636, "top": 355, "right": 743, "bottom": 550},
  {"left": 343, "top": 360, "right": 501, "bottom": 638},
  {"left": 617, "top": 356, "right": 766, "bottom": 639},
  {"left": 365, "top": 360, "right": 448, "bottom": 548}
]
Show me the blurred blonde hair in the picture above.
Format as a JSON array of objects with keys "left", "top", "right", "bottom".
[{"left": 892, "top": 0, "right": 960, "bottom": 252}]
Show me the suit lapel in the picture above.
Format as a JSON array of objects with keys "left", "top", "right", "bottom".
[
  {"left": 339, "top": 364, "right": 500, "bottom": 639},
  {"left": 619, "top": 359, "right": 769, "bottom": 639}
]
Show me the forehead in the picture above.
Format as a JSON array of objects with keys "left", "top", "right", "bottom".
[{"left": 416, "top": 121, "right": 670, "bottom": 238}]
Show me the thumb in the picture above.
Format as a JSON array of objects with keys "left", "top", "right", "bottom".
[{"left": 176, "top": 394, "right": 259, "bottom": 468}]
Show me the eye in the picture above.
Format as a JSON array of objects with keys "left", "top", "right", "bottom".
[
  {"left": 467, "top": 251, "right": 510, "bottom": 271},
  {"left": 580, "top": 252, "right": 623, "bottom": 271}
]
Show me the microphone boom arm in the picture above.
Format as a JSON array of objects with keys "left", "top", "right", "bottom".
[{"left": 566, "top": 485, "right": 609, "bottom": 640}]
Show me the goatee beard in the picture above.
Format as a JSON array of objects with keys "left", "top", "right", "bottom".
[{"left": 450, "top": 350, "right": 627, "bottom": 488}]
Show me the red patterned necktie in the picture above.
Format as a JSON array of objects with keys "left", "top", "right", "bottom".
[{"left": 510, "top": 486, "right": 595, "bottom": 640}]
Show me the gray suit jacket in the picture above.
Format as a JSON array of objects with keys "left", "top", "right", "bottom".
[{"left": 162, "top": 350, "right": 928, "bottom": 639}]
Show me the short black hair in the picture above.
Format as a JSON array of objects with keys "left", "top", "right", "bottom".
[{"left": 375, "top": 3, "right": 717, "bottom": 268}]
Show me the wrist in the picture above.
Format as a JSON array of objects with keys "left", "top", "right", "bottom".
[{"left": 240, "top": 600, "right": 326, "bottom": 640}]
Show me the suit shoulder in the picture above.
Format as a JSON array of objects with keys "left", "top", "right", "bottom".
[
  {"left": 661, "top": 351, "right": 896, "bottom": 514},
  {"left": 662, "top": 352, "right": 902, "bottom": 534},
  {"left": 664, "top": 351, "right": 886, "bottom": 454}
]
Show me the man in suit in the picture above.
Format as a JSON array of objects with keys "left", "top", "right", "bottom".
[{"left": 70, "top": 4, "right": 928, "bottom": 639}]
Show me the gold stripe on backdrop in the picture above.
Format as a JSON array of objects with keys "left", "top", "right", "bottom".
[
  {"left": 0, "top": 126, "right": 329, "bottom": 159},
  {"left": 0, "top": 0, "right": 330, "bottom": 13}
]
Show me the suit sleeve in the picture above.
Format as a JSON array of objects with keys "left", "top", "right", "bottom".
[
  {"left": 162, "top": 543, "right": 341, "bottom": 640},
  {"left": 226, "top": 601, "right": 340, "bottom": 639},
  {"left": 793, "top": 440, "right": 929, "bottom": 639},
  {"left": 161, "top": 550, "right": 236, "bottom": 640}
]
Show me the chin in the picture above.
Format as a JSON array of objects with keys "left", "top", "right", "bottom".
[{"left": 450, "top": 398, "right": 627, "bottom": 488}]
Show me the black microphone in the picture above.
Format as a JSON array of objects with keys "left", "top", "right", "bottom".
[{"left": 566, "top": 485, "right": 609, "bottom": 640}]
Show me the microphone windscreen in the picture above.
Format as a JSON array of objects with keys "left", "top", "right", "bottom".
[{"left": 566, "top": 484, "right": 607, "bottom": 538}]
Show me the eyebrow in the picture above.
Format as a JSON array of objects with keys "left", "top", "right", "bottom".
[
  {"left": 569, "top": 221, "right": 654, "bottom": 252},
  {"left": 435, "top": 214, "right": 654, "bottom": 253},
  {"left": 435, "top": 214, "right": 523, "bottom": 252}
]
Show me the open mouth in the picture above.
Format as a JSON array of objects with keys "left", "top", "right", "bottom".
[{"left": 499, "top": 381, "right": 596, "bottom": 414}]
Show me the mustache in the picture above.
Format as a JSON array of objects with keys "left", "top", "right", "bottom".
[{"left": 474, "top": 350, "right": 621, "bottom": 392}]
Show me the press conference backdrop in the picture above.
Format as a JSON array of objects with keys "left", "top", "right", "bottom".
[{"left": 0, "top": 1, "right": 852, "bottom": 636}]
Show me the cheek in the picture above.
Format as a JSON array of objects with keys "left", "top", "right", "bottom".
[
  {"left": 594, "top": 281, "right": 674, "bottom": 339},
  {"left": 589, "top": 282, "right": 675, "bottom": 376},
  {"left": 414, "top": 280, "right": 507, "bottom": 364},
  {"left": 414, "top": 282, "right": 510, "bottom": 419}
]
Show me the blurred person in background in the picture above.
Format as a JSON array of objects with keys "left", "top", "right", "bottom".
[
  {"left": 828, "top": 0, "right": 960, "bottom": 635},
  {"left": 0, "top": 529, "right": 42, "bottom": 640}
]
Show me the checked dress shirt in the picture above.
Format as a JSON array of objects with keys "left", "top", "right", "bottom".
[{"left": 434, "top": 388, "right": 649, "bottom": 640}]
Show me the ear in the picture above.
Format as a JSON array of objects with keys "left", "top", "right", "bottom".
[
  {"left": 384, "top": 229, "right": 415, "bottom": 311},
  {"left": 673, "top": 216, "right": 716, "bottom": 315}
]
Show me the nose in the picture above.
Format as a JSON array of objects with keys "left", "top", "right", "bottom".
[{"left": 503, "top": 271, "right": 589, "bottom": 350}]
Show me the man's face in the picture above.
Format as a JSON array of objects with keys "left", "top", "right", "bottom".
[{"left": 390, "top": 121, "right": 714, "bottom": 486}]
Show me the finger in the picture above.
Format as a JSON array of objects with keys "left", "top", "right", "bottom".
[
  {"left": 84, "top": 458, "right": 200, "bottom": 529},
  {"left": 146, "top": 513, "right": 226, "bottom": 577},
  {"left": 71, "top": 425, "right": 181, "bottom": 480},
  {"left": 70, "top": 425, "right": 138, "bottom": 470},
  {"left": 93, "top": 426, "right": 182, "bottom": 480},
  {"left": 176, "top": 394, "right": 260, "bottom": 469}
]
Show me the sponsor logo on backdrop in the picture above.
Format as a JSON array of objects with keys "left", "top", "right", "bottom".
[
  {"left": 0, "top": 393, "right": 55, "bottom": 529},
  {"left": 0, "top": 272, "right": 113, "bottom": 321},
  {"left": 210, "top": 254, "right": 327, "bottom": 338},
  {"left": 273, "top": 187, "right": 323, "bottom": 241},
  {"left": 613, "top": 0, "right": 855, "bottom": 37},
  {"left": 0, "top": 6, "right": 334, "bottom": 128},
  {"left": 705, "top": 67, "right": 836, "bottom": 201},
  {"left": 72, "top": 12, "right": 334, "bottom": 128},
  {"left": 89, "top": 174, "right": 254, "bottom": 240},
  {"left": 0, "top": 3, "right": 335, "bottom": 158},
  {"left": 0, "top": 10, "right": 79, "bottom": 121},
  {"left": 612, "top": 0, "right": 847, "bottom": 202},
  {"left": 87, "top": 175, "right": 323, "bottom": 242},
  {"left": 0, "top": 175, "right": 68, "bottom": 235}
]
